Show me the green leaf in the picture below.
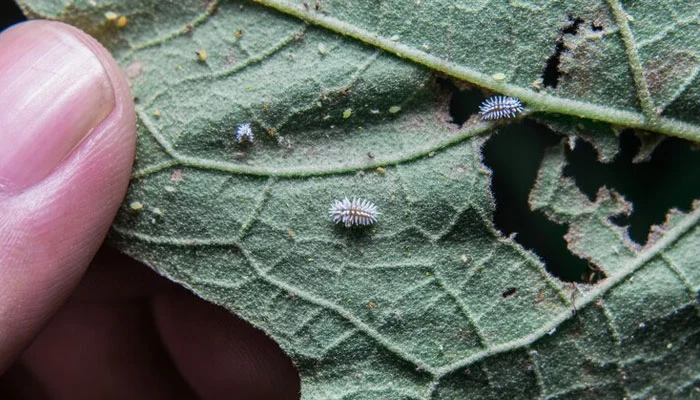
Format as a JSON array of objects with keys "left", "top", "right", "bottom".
[
  {"left": 17, "top": 0, "right": 700, "bottom": 398},
  {"left": 256, "top": 0, "right": 700, "bottom": 141}
]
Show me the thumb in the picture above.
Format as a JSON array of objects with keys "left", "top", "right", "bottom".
[{"left": 0, "top": 20, "right": 135, "bottom": 370}]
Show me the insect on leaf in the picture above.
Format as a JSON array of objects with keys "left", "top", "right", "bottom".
[{"left": 16, "top": 0, "right": 700, "bottom": 398}]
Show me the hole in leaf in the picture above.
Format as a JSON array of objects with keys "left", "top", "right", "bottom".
[
  {"left": 564, "top": 131, "right": 700, "bottom": 245},
  {"left": 482, "top": 121, "right": 593, "bottom": 282},
  {"left": 502, "top": 287, "right": 517, "bottom": 298},
  {"left": 541, "top": 44, "right": 565, "bottom": 88},
  {"left": 439, "top": 77, "right": 486, "bottom": 125},
  {"left": 446, "top": 77, "right": 700, "bottom": 277},
  {"left": 562, "top": 17, "right": 584, "bottom": 35},
  {"left": 591, "top": 22, "right": 604, "bottom": 32},
  {"left": 542, "top": 16, "right": 585, "bottom": 88}
]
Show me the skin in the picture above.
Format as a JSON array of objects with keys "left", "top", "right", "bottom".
[{"left": 0, "top": 20, "right": 299, "bottom": 399}]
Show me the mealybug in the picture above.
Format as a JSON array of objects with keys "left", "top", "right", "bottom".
[
  {"left": 329, "top": 198, "right": 379, "bottom": 227},
  {"left": 478, "top": 96, "right": 524, "bottom": 120},
  {"left": 236, "top": 123, "right": 254, "bottom": 143}
]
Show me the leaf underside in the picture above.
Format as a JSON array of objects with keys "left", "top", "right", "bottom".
[{"left": 17, "top": 0, "right": 700, "bottom": 398}]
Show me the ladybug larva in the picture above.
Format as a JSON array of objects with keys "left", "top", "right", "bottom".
[
  {"left": 329, "top": 198, "right": 379, "bottom": 227},
  {"left": 478, "top": 96, "right": 524, "bottom": 120},
  {"left": 236, "top": 123, "right": 254, "bottom": 143}
]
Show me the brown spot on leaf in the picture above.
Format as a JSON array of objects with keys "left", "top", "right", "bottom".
[
  {"left": 535, "top": 288, "right": 546, "bottom": 303},
  {"left": 644, "top": 52, "right": 698, "bottom": 111}
]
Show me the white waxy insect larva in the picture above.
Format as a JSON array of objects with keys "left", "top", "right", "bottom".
[
  {"left": 236, "top": 122, "right": 254, "bottom": 143},
  {"left": 478, "top": 96, "right": 524, "bottom": 120},
  {"left": 329, "top": 198, "right": 379, "bottom": 227}
]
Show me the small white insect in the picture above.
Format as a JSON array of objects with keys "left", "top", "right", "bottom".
[
  {"left": 478, "top": 96, "right": 524, "bottom": 120},
  {"left": 236, "top": 122, "right": 254, "bottom": 143},
  {"left": 329, "top": 198, "right": 379, "bottom": 227}
]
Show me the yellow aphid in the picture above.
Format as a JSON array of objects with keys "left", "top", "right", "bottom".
[
  {"left": 129, "top": 201, "right": 144, "bottom": 211},
  {"left": 196, "top": 49, "right": 208, "bottom": 62},
  {"left": 116, "top": 16, "right": 128, "bottom": 28}
]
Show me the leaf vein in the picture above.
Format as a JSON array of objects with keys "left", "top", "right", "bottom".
[
  {"left": 254, "top": 0, "right": 700, "bottom": 141},
  {"left": 132, "top": 0, "right": 221, "bottom": 51},
  {"left": 433, "top": 270, "right": 491, "bottom": 348},
  {"left": 434, "top": 206, "right": 700, "bottom": 377},
  {"left": 237, "top": 246, "right": 438, "bottom": 374},
  {"left": 605, "top": 0, "right": 656, "bottom": 122},
  {"left": 130, "top": 119, "right": 493, "bottom": 180},
  {"left": 599, "top": 299, "right": 632, "bottom": 399},
  {"left": 141, "top": 26, "right": 306, "bottom": 109}
]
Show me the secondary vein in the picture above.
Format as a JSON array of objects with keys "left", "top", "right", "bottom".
[{"left": 606, "top": 0, "right": 657, "bottom": 122}]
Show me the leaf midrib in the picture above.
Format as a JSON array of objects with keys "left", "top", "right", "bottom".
[{"left": 253, "top": 0, "right": 700, "bottom": 142}]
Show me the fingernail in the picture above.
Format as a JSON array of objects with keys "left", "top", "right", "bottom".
[{"left": 0, "top": 22, "right": 115, "bottom": 192}]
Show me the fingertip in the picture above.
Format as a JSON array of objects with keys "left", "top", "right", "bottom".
[
  {"left": 0, "top": 20, "right": 135, "bottom": 370},
  {"left": 0, "top": 20, "right": 136, "bottom": 194}
]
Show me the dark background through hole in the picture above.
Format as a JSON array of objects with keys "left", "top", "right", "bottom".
[
  {"left": 482, "top": 121, "right": 594, "bottom": 282},
  {"left": 565, "top": 131, "right": 700, "bottom": 245},
  {"left": 449, "top": 82, "right": 700, "bottom": 282}
]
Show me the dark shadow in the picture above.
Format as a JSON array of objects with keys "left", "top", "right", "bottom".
[
  {"left": 0, "top": 1, "right": 25, "bottom": 31},
  {"left": 0, "top": 363, "right": 50, "bottom": 400}
]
